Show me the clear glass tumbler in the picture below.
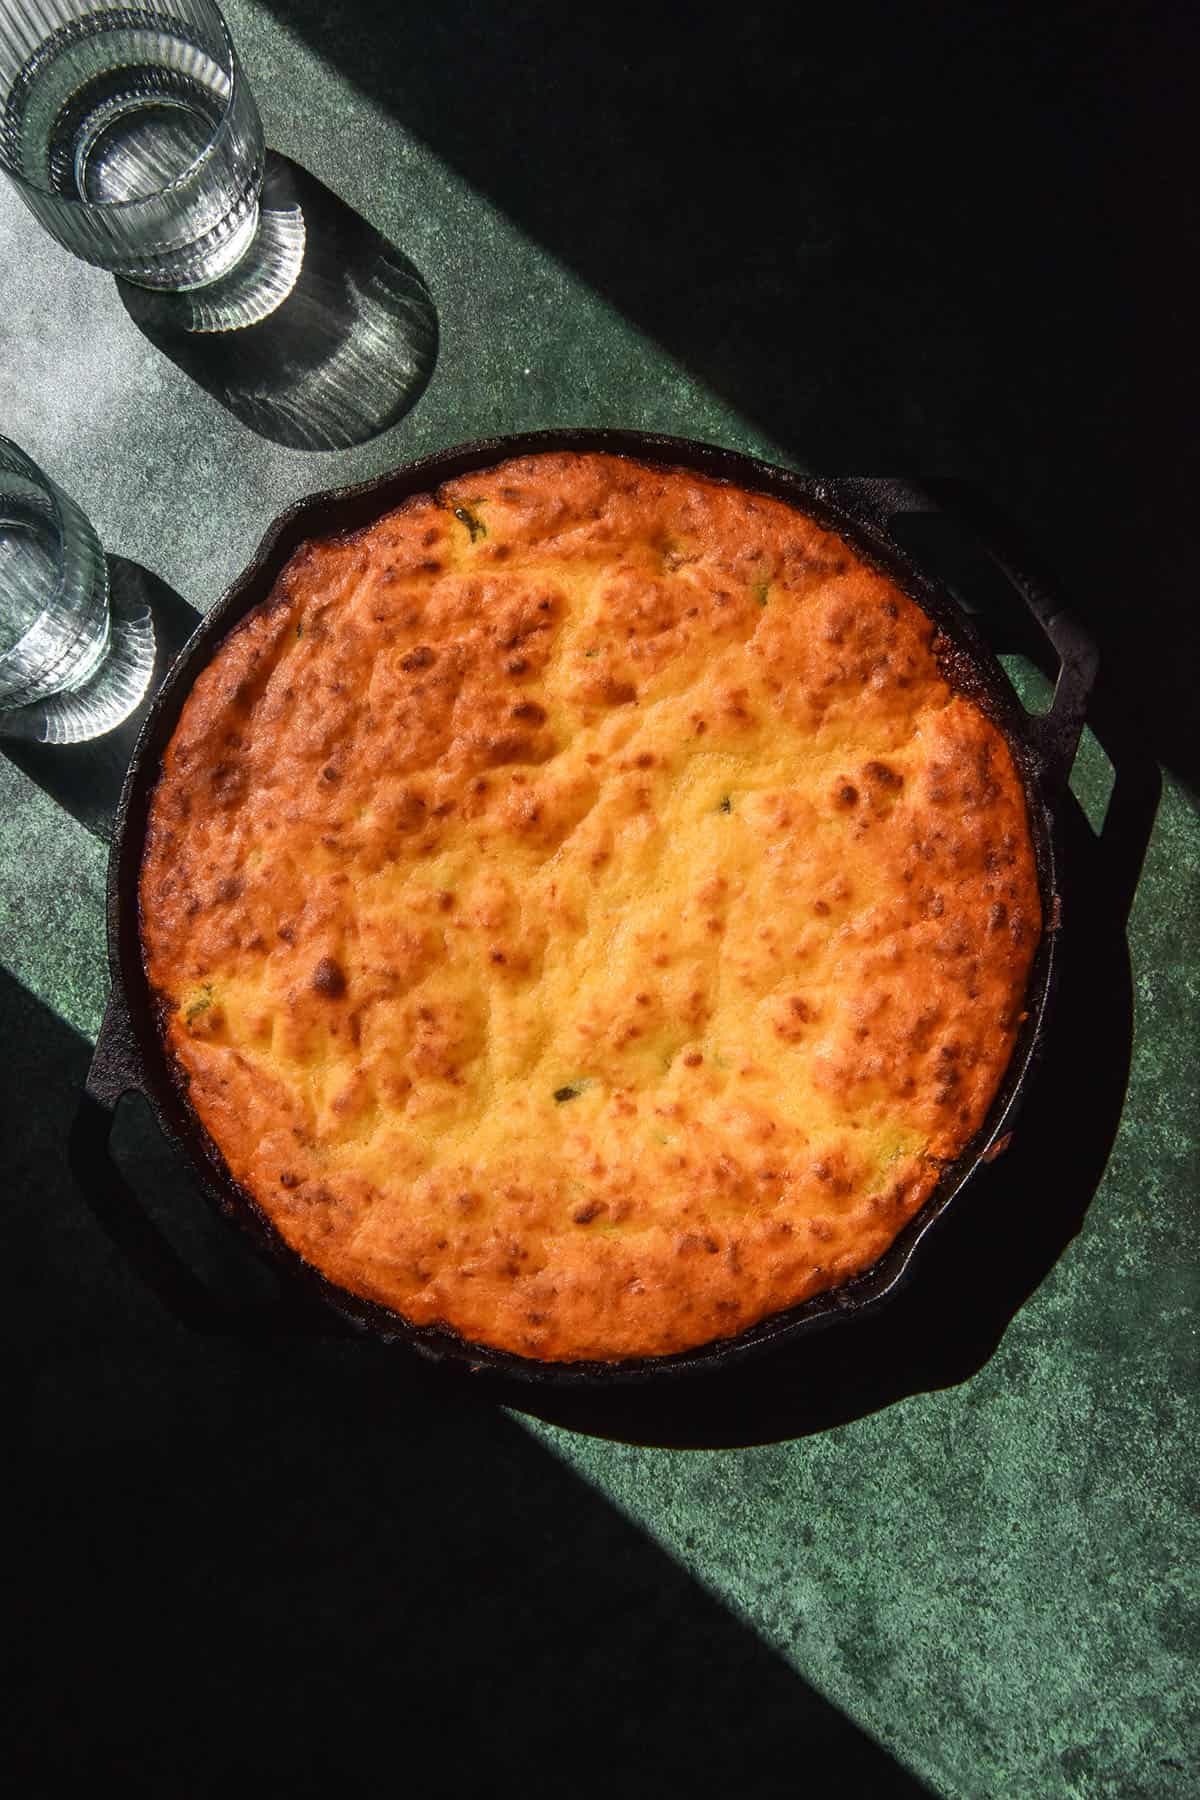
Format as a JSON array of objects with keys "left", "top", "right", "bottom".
[
  {"left": 0, "top": 0, "right": 265, "bottom": 289},
  {"left": 0, "top": 435, "right": 111, "bottom": 711}
]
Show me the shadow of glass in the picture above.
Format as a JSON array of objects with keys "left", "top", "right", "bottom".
[
  {"left": 115, "top": 151, "right": 438, "bottom": 451},
  {"left": 2, "top": 557, "right": 198, "bottom": 841},
  {"left": 5, "top": 964, "right": 931, "bottom": 1797},
  {"left": 254, "top": 0, "right": 1198, "bottom": 790}
]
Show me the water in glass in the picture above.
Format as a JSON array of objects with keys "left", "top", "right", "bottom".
[
  {"left": 0, "top": 2, "right": 264, "bottom": 287},
  {"left": 0, "top": 438, "right": 110, "bottom": 711}
]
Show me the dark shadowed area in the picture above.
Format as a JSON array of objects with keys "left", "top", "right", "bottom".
[
  {"left": 262, "top": 0, "right": 1198, "bottom": 792},
  {"left": 5, "top": 963, "right": 932, "bottom": 1796}
]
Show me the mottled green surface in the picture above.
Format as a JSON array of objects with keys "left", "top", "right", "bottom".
[{"left": 2, "top": 5, "right": 1197, "bottom": 1796}]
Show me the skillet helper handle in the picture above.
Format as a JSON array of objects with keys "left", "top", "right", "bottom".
[
  {"left": 828, "top": 477, "right": 1099, "bottom": 806},
  {"left": 71, "top": 985, "right": 332, "bottom": 1338}
]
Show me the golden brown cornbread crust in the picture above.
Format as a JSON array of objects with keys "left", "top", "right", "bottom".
[{"left": 140, "top": 452, "right": 1040, "bottom": 1361}]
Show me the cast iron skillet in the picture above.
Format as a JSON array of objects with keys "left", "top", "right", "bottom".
[{"left": 71, "top": 429, "right": 1098, "bottom": 1385}]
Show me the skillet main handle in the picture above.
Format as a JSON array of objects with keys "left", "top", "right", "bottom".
[
  {"left": 825, "top": 476, "right": 1099, "bottom": 804},
  {"left": 71, "top": 985, "right": 334, "bottom": 1338}
]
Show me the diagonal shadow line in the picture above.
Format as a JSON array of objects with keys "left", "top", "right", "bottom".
[
  {"left": 253, "top": 0, "right": 1199, "bottom": 795},
  {"left": 4, "top": 963, "right": 932, "bottom": 1797}
]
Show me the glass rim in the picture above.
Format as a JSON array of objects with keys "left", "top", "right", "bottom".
[
  {"left": 0, "top": 435, "right": 66, "bottom": 544},
  {"left": 0, "top": 8, "right": 248, "bottom": 212}
]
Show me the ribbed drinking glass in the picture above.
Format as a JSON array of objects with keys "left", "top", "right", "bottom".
[
  {"left": 0, "top": 434, "right": 110, "bottom": 711},
  {"left": 0, "top": 0, "right": 264, "bottom": 288}
]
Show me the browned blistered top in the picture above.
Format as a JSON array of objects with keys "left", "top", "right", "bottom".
[{"left": 140, "top": 452, "right": 1040, "bottom": 1360}]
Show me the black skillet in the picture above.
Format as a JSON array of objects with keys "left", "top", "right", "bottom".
[{"left": 70, "top": 430, "right": 1098, "bottom": 1384}]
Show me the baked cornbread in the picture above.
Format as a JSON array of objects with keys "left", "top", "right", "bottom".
[{"left": 140, "top": 452, "right": 1040, "bottom": 1361}]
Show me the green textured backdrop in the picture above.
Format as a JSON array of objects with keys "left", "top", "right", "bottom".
[{"left": 2, "top": 4, "right": 1196, "bottom": 1796}]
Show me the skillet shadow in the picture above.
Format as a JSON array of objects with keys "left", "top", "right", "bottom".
[
  {"left": 115, "top": 152, "right": 438, "bottom": 452},
  {"left": 2, "top": 557, "right": 199, "bottom": 842},
  {"left": 512, "top": 771, "right": 1151, "bottom": 1446},
  {"left": 258, "top": 0, "right": 1198, "bottom": 787},
  {"left": 5, "top": 967, "right": 932, "bottom": 1797}
]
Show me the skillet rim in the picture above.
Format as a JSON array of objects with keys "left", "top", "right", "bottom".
[{"left": 101, "top": 429, "right": 1073, "bottom": 1385}]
